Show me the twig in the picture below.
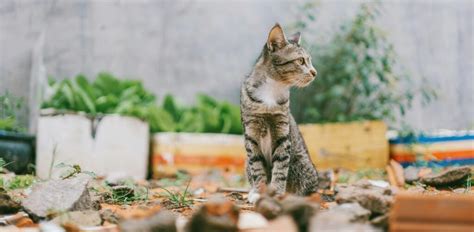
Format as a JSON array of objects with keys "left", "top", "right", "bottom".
[{"left": 216, "top": 187, "right": 249, "bottom": 193}]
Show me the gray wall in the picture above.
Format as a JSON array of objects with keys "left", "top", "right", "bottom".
[{"left": 1, "top": 0, "right": 473, "bottom": 131}]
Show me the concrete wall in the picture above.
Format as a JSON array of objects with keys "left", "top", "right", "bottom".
[{"left": 1, "top": 0, "right": 473, "bottom": 131}]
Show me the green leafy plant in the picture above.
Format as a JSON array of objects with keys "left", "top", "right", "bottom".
[
  {"left": 0, "top": 92, "right": 25, "bottom": 132},
  {"left": 6, "top": 175, "right": 36, "bottom": 189},
  {"left": 42, "top": 72, "right": 156, "bottom": 119},
  {"left": 8, "top": 175, "right": 35, "bottom": 189},
  {"left": 42, "top": 73, "right": 242, "bottom": 134},
  {"left": 291, "top": 3, "right": 436, "bottom": 125},
  {"left": 149, "top": 94, "right": 242, "bottom": 134}
]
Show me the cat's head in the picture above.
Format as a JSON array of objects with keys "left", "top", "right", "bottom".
[{"left": 263, "top": 23, "right": 317, "bottom": 87}]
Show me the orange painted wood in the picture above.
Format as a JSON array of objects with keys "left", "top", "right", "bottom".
[{"left": 390, "top": 193, "right": 474, "bottom": 232}]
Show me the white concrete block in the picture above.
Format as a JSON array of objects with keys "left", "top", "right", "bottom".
[{"left": 36, "top": 114, "right": 149, "bottom": 180}]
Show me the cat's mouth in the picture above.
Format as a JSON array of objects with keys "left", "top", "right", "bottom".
[{"left": 293, "top": 75, "right": 315, "bottom": 88}]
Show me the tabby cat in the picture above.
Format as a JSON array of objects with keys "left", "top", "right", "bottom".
[{"left": 241, "top": 24, "right": 319, "bottom": 203}]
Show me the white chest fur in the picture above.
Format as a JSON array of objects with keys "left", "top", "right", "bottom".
[{"left": 254, "top": 78, "right": 289, "bottom": 107}]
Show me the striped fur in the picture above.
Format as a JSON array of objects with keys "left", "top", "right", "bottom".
[{"left": 241, "top": 24, "right": 319, "bottom": 201}]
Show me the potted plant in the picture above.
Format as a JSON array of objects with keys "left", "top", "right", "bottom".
[
  {"left": 0, "top": 92, "right": 35, "bottom": 174},
  {"left": 150, "top": 94, "right": 245, "bottom": 177},
  {"left": 38, "top": 73, "right": 155, "bottom": 179},
  {"left": 290, "top": 3, "right": 436, "bottom": 170}
]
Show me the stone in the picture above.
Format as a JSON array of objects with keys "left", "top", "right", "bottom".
[
  {"left": 265, "top": 215, "right": 298, "bottom": 232},
  {"left": 371, "top": 214, "right": 389, "bottom": 229},
  {"left": 421, "top": 166, "right": 471, "bottom": 187},
  {"left": 280, "top": 195, "right": 320, "bottom": 232},
  {"left": 255, "top": 195, "right": 283, "bottom": 220},
  {"left": 335, "top": 180, "right": 394, "bottom": 214},
  {"left": 310, "top": 205, "right": 379, "bottom": 232},
  {"left": 101, "top": 208, "right": 121, "bottom": 224},
  {"left": 238, "top": 212, "right": 268, "bottom": 230},
  {"left": 0, "top": 188, "right": 21, "bottom": 214},
  {"left": 406, "top": 185, "right": 425, "bottom": 194},
  {"left": 120, "top": 210, "right": 176, "bottom": 232},
  {"left": 452, "top": 188, "right": 468, "bottom": 194},
  {"left": 404, "top": 166, "right": 420, "bottom": 183},
  {"left": 51, "top": 210, "right": 102, "bottom": 227},
  {"left": 336, "top": 203, "right": 371, "bottom": 222},
  {"left": 22, "top": 174, "right": 94, "bottom": 220},
  {"left": 185, "top": 197, "right": 239, "bottom": 232}
]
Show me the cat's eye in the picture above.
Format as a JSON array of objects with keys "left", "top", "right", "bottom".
[{"left": 296, "top": 58, "right": 305, "bottom": 65}]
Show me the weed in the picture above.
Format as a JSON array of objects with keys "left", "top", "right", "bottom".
[
  {"left": 55, "top": 163, "right": 96, "bottom": 179},
  {"left": 103, "top": 181, "right": 149, "bottom": 205},
  {"left": 160, "top": 181, "right": 193, "bottom": 208},
  {"left": 464, "top": 174, "right": 472, "bottom": 194},
  {"left": 7, "top": 175, "right": 36, "bottom": 189}
]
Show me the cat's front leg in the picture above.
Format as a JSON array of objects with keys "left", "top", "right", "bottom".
[
  {"left": 270, "top": 136, "right": 291, "bottom": 195},
  {"left": 245, "top": 135, "right": 267, "bottom": 204}
]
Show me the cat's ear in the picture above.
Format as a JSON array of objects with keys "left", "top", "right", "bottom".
[
  {"left": 289, "top": 32, "right": 301, "bottom": 45},
  {"left": 267, "top": 23, "right": 288, "bottom": 51}
]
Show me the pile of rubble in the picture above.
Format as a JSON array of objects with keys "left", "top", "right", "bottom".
[{"left": 0, "top": 164, "right": 471, "bottom": 232}]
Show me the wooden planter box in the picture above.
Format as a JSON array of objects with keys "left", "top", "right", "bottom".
[
  {"left": 36, "top": 112, "right": 149, "bottom": 179},
  {"left": 299, "top": 120, "right": 389, "bottom": 170},
  {"left": 152, "top": 132, "right": 246, "bottom": 177},
  {"left": 152, "top": 120, "right": 389, "bottom": 177},
  {"left": 389, "top": 131, "right": 474, "bottom": 167},
  {"left": 390, "top": 194, "right": 474, "bottom": 231}
]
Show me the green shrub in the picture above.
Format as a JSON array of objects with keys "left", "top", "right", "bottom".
[
  {"left": 291, "top": 3, "right": 436, "bottom": 125},
  {"left": 42, "top": 73, "right": 242, "bottom": 134}
]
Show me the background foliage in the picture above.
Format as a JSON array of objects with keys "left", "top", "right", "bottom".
[
  {"left": 0, "top": 92, "right": 24, "bottom": 132},
  {"left": 291, "top": 3, "right": 437, "bottom": 125},
  {"left": 42, "top": 73, "right": 242, "bottom": 134}
]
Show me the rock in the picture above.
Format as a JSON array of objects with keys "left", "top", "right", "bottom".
[
  {"left": 266, "top": 215, "right": 298, "bottom": 232},
  {"left": 51, "top": 210, "right": 102, "bottom": 227},
  {"left": 185, "top": 197, "right": 239, "bottom": 232},
  {"left": 280, "top": 195, "right": 320, "bottom": 232},
  {"left": 310, "top": 204, "right": 379, "bottom": 232},
  {"left": 452, "top": 188, "right": 468, "bottom": 194},
  {"left": 371, "top": 214, "right": 389, "bottom": 229},
  {"left": 335, "top": 180, "right": 394, "bottom": 214},
  {"left": 0, "top": 188, "right": 21, "bottom": 214},
  {"left": 22, "top": 174, "right": 94, "bottom": 220},
  {"left": 326, "top": 203, "right": 371, "bottom": 223},
  {"left": 238, "top": 212, "right": 268, "bottom": 230},
  {"left": 406, "top": 185, "right": 425, "bottom": 194},
  {"left": 120, "top": 210, "right": 176, "bottom": 232},
  {"left": 101, "top": 208, "right": 121, "bottom": 224},
  {"left": 39, "top": 222, "right": 66, "bottom": 232},
  {"left": 421, "top": 166, "right": 471, "bottom": 187},
  {"left": 404, "top": 166, "right": 420, "bottom": 183},
  {"left": 255, "top": 195, "right": 283, "bottom": 220}
]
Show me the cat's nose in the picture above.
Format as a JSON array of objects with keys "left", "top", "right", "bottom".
[{"left": 310, "top": 69, "right": 317, "bottom": 77}]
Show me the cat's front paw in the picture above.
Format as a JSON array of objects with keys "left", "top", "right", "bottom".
[{"left": 247, "top": 188, "right": 261, "bottom": 204}]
